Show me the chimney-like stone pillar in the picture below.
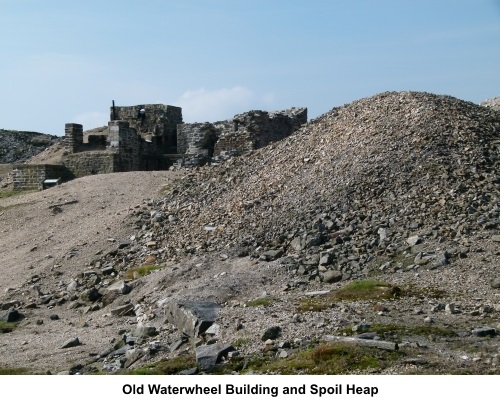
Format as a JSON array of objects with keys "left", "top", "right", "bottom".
[{"left": 64, "top": 123, "right": 83, "bottom": 153}]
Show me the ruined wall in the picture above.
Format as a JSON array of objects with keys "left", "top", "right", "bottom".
[
  {"left": 214, "top": 108, "right": 307, "bottom": 155},
  {"left": 12, "top": 164, "right": 73, "bottom": 191},
  {"left": 177, "top": 107, "right": 307, "bottom": 163},
  {"left": 20, "top": 105, "right": 307, "bottom": 184},
  {"left": 111, "top": 104, "right": 183, "bottom": 153},
  {"left": 60, "top": 120, "right": 148, "bottom": 176},
  {"left": 108, "top": 121, "right": 142, "bottom": 171},
  {"left": 176, "top": 122, "right": 219, "bottom": 156},
  {"left": 61, "top": 152, "right": 118, "bottom": 178}
]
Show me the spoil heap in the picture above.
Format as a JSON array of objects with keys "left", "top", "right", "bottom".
[
  {"left": 1, "top": 91, "right": 499, "bottom": 375},
  {"left": 131, "top": 91, "right": 499, "bottom": 280},
  {"left": 0, "top": 130, "right": 59, "bottom": 164}
]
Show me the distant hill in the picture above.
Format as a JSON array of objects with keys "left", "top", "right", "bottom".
[{"left": 0, "top": 129, "right": 60, "bottom": 164}]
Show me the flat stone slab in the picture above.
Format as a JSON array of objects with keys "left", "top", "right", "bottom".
[
  {"left": 163, "top": 300, "right": 220, "bottom": 338},
  {"left": 195, "top": 343, "right": 235, "bottom": 371}
]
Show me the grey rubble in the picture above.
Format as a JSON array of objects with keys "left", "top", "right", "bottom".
[
  {"left": 0, "top": 130, "right": 59, "bottom": 164},
  {"left": 133, "top": 91, "right": 499, "bottom": 271},
  {"left": 0, "top": 91, "right": 499, "bottom": 375}
]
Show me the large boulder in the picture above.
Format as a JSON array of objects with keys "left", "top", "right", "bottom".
[{"left": 163, "top": 300, "right": 220, "bottom": 339}]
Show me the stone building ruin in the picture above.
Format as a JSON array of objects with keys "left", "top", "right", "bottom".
[{"left": 13, "top": 103, "right": 307, "bottom": 191}]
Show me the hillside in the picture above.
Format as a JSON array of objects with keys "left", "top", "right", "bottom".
[
  {"left": 0, "top": 91, "right": 499, "bottom": 375},
  {"left": 0, "top": 130, "right": 60, "bottom": 164},
  {"left": 0, "top": 130, "right": 61, "bottom": 189}
]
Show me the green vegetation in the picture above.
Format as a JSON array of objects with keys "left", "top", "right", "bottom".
[
  {"left": 130, "top": 354, "right": 197, "bottom": 375},
  {"left": 246, "top": 297, "right": 274, "bottom": 307},
  {"left": 297, "top": 297, "right": 332, "bottom": 312},
  {"left": 297, "top": 279, "right": 446, "bottom": 313},
  {"left": 297, "top": 280, "right": 401, "bottom": 313},
  {"left": 0, "top": 367, "right": 29, "bottom": 375},
  {"left": 0, "top": 190, "right": 25, "bottom": 199},
  {"left": 0, "top": 321, "right": 16, "bottom": 333},
  {"left": 124, "top": 264, "right": 161, "bottom": 280},
  {"left": 232, "top": 337, "right": 251, "bottom": 347},
  {"left": 243, "top": 342, "right": 402, "bottom": 375},
  {"left": 334, "top": 280, "right": 401, "bottom": 301}
]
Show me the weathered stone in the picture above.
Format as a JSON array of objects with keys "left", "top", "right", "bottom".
[
  {"left": 205, "top": 323, "right": 221, "bottom": 336},
  {"left": 472, "top": 327, "right": 496, "bottom": 337},
  {"left": 260, "top": 249, "right": 284, "bottom": 261},
  {"left": 491, "top": 278, "right": 500, "bottom": 289},
  {"left": 431, "top": 252, "right": 449, "bottom": 268},
  {"left": 403, "top": 358, "right": 429, "bottom": 365},
  {"left": 322, "top": 270, "right": 343, "bottom": 284},
  {"left": 378, "top": 228, "right": 388, "bottom": 242},
  {"left": 60, "top": 337, "right": 81, "bottom": 349},
  {"left": 80, "top": 288, "right": 102, "bottom": 302},
  {"left": 352, "top": 323, "right": 371, "bottom": 332},
  {"left": 407, "top": 235, "right": 422, "bottom": 246},
  {"left": 195, "top": 344, "right": 235, "bottom": 371},
  {"left": 169, "top": 337, "right": 188, "bottom": 352},
  {"left": 0, "top": 309, "right": 22, "bottom": 322},
  {"left": 131, "top": 325, "right": 157, "bottom": 338},
  {"left": 110, "top": 302, "right": 135, "bottom": 317},
  {"left": 163, "top": 300, "right": 220, "bottom": 339},
  {"left": 261, "top": 326, "right": 281, "bottom": 341},
  {"left": 319, "top": 252, "right": 333, "bottom": 266},
  {"left": 325, "top": 335, "right": 398, "bottom": 351},
  {"left": 0, "top": 300, "right": 21, "bottom": 310},
  {"left": 106, "top": 280, "right": 132, "bottom": 295}
]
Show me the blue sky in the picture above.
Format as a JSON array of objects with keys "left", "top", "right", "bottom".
[{"left": 1, "top": 0, "right": 499, "bottom": 136}]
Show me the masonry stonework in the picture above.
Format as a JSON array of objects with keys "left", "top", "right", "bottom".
[
  {"left": 13, "top": 164, "right": 73, "bottom": 191},
  {"left": 177, "top": 107, "right": 307, "bottom": 166},
  {"left": 12, "top": 103, "right": 307, "bottom": 190},
  {"left": 111, "top": 104, "right": 182, "bottom": 152}
]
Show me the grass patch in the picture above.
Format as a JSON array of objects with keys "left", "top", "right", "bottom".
[
  {"left": 296, "top": 280, "right": 445, "bottom": 314},
  {"left": 0, "top": 367, "right": 29, "bottom": 375},
  {"left": 0, "top": 190, "right": 25, "bottom": 199},
  {"left": 246, "top": 297, "right": 274, "bottom": 307},
  {"left": 130, "top": 354, "right": 197, "bottom": 375},
  {"left": 340, "top": 323, "right": 457, "bottom": 340},
  {"left": 297, "top": 297, "right": 333, "bottom": 312},
  {"left": 232, "top": 337, "right": 251, "bottom": 347},
  {"left": 335, "top": 280, "right": 401, "bottom": 301},
  {"left": 296, "top": 280, "right": 401, "bottom": 313},
  {"left": 247, "top": 342, "right": 402, "bottom": 374},
  {"left": 408, "top": 325, "right": 457, "bottom": 337},
  {"left": 124, "top": 264, "right": 161, "bottom": 280},
  {"left": 0, "top": 321, "right": 16, "bottom": 333}
]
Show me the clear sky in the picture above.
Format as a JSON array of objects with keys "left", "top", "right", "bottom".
[{"left": 1, "top": 0, "right": 499, "bottom": 136}]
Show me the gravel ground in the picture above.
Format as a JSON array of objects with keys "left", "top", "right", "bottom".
[
  {"left": 0, "top": 171, "right": 179, "bottom": 372},
  {"left": 0, "top": 91, "right": 498, "bottom": 375}
]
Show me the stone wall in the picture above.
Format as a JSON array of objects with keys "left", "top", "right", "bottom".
[
  {"left": 63, "top": 123, "right": 84, "bottom": 153},
  {"left": 12, "top": 164, "right": 73, "bottom": 191},
  {"left": 177, "top": 107, "right": 307, "bottom": 163},
  {"left": 176, "top": 122, "right": 219, "bottom": 156},
  {"left": 215, "top": 107, "right": 307, "bottom": 155},
  {"left": 14, "top": 105, "right": 307, "bottom": 186},
  {"left": 111, "top": 104, "right": 183, "bottom": 153},
  {"left": 61, "top": 151, "right": 118, "bottom": 178},
  {"left": 108, "top": 121, "right": 141, "bottom": 172}
]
